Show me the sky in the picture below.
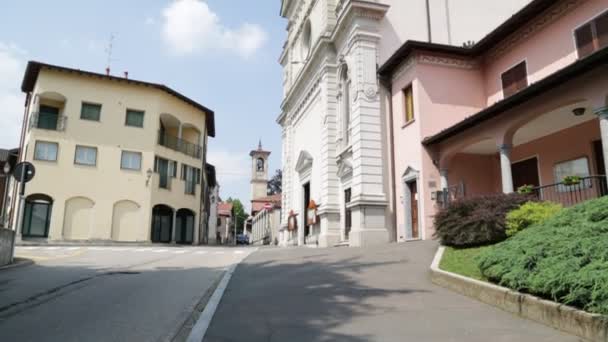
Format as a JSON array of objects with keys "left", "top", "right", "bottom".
[{"left": 0, "top": 0, "right": 286, "bottom": 209}]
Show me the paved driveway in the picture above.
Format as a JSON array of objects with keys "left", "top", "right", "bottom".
[{"left": 205, "top": 241, "right": 579, "bottom": 342}]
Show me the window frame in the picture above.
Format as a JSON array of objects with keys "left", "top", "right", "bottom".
[
  {"left": 80, "top": 102, "right": 102, "bottom": 122},
  {"left": 572, "top": 8, "right": 608, "bottom": 59},
  {"left": 125, "top": 109, "right": 145, "bottom": 128},
  {"left": 553, "top": 156, "right": 591, "bottom": 192},
  {"left": 74, "top": 145, "right": 98, "bottom": 167},
  {"left": 402, "top": 84, "right": 415, "bottom": 126},
  {"left": 500, "top": 60, "right": 528, "bottom": 99},
  {"left": 120, "top": 150, "right": 142, "bottom": 171},
  {"left": 34, "top": 141, "right": 59, "bottom": 162}
]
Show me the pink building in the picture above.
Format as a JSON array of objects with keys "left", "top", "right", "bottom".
[{"left": 378, "top": 0, "right": 608, "bottom": 242}]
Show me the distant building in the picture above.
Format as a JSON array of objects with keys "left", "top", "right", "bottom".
[
  {"left": 217, "top": 202, "right": 233, "bottom": 244},
  {"left": 12, "top": 61, "right": 214, "bottom": 244}
]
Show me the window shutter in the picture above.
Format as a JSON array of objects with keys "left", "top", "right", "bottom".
[
  {"left": 575, "top": 23, "right": 595, "bottom": 58},
  {"left": 154, "top": 156, "right": 159, "bottom": 173},
  {"left": 501, "top": 69, "right": 516, "bottom": 97},
  {"left": 597, "top": 11, "right": 608, "bottom": 49},
  {"left": 513, "top": 62, "right": 528, "bottom": 92}
]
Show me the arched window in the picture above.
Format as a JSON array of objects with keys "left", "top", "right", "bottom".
[
  {"left": 257, "top": 158, "right": 265, "bottom": 172},
  {"left": 339, "top": 65, "right": 351, "bottom": 146}
]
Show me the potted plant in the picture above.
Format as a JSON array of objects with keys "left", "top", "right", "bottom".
[
  {"left": 563, "top": 175, "right": 581, "bottom": 186},
  {"left": 517, "top": 184, "right": 535, "bottom": 194}
]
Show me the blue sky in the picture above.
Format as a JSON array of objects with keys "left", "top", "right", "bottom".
[{"left": 0, "top": 0, "right": 286, "bottom": 209}]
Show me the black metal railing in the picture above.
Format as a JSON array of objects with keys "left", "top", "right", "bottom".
[
  {"left": 157, "top": 131, "right": 202, "bottom": 159},
  {"left": 531, "top": 175, "right": 608, "bottom": 207}
]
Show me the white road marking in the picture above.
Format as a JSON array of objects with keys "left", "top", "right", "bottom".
[
  {"left": 195, "top": 251, "right": 208, "bottom": 255},
  {"left": 89, "top": 247, "right": 105, "bottom": 251},
  {"left": 173, "top": 250, "right": 187, "bottom": 254},
  {"left": 234, "top": 250, "right": 244, "bottom": 254},
  {"left": 20, "top": 247, "right": 39, "bottom": 250},
  {"left": 46, "top": 247, "right": 60, "bottom": 250},
  {"left": 152, "top": 249, "right": 168, "bottom": 253},
  {"left": 213, "top": 251, "right": 225, "bottom": 255},
  {"left": 66, "top": 247, "right": 80, "bottom": 251},
  {"left": 134, "top": 248, "right": 149, "bottom": 252}
]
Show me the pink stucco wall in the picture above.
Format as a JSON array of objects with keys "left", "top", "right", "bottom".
[
  {"left": 483, "top": 0, "right": 608, "bottom": 105},
  {"left": 389, "top": 0, "right": 608, "bottom": 241}
]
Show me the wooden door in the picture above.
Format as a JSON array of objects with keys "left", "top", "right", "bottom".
[
  {"left": 511, "top": 157, "right": 540, "bottom": 190},
  {"left": 408, "top": 181, "right": 419, "bottom": 239}
]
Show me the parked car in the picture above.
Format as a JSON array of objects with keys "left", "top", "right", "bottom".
[{"left": 236, "top": 234, "right": 249, "bottom": 245}]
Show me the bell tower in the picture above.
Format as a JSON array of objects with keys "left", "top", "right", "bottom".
[{"left": 250, "top": 140, "right": 271, "bottom": 201}]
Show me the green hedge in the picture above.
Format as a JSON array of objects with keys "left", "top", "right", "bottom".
[
  {"left": 478, "top": 196, "right": 608, "bottom": 315},
  {"left": 505, "top": 201, "right": 562, "bottom": 237}
]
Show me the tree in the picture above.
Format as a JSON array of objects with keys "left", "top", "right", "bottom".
[
  {"left": 267, "top": 169, "right": 282, "bottom": 195},
  {"left": 227, "top": 198, "right": 248, "bottom": 234}
]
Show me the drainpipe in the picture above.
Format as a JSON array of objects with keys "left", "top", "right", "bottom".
[
  {"left": 380, "top": 75, "right": 398, "bottom": 243},
  {"left": 425, "top": 0, "right": 432, "bottom": 43}
]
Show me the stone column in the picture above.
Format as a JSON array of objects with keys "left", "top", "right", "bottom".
[
  {"left": 171, "top": 212, "right": 177, "bottom": 244},
  {"left": 499, "top": 144, "right": 514, "bottom": 194},
  {"left": 598, "top": 108, "right": 608, "bottom": 177},
  {"left": 439, "top": 169, "right": 449, "bottom": 190}
]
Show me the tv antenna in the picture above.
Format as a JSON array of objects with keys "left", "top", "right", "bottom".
[{"left": 104, "top": 34, "right": 117, "bottom": 74}]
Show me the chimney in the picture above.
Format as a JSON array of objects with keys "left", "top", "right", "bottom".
[
  {"left": 124, "top": 71, "right": 129, "bottom": 79},
  {"left": 105, "top": 67, "right": 110, "bottom": 76}
]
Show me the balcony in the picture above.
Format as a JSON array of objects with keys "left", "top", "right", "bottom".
[
  {"left": 157, "top": 130, "right": 202, "bottom": 159},
  {"left": 531, "top": 175, "right": 608, "bottom": 207},
  {"left": 29, "top": 112, "right": 67, "bottom": 132}
]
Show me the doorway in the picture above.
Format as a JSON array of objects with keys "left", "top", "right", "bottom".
[
  {"left": 303, "top": 182, "right": 310, "bottom": 238},
  {"left": 593, "top": 140, "right": 607, "bottom": 196},
  {"left": 511, "top": 157, "right": 540, "bottom": 190},
  {"left": 407, "top": 181, "right": 420, "bottom": 240},
  {"left": 151, "top": 205, "right": 173, "bottom": 243},
  {"left": 22, "top": 194, "right": 53, "bottom": 238},
  {"left": 344, "top": 188, "right": 352, "bottom": 241},
  {"left": 175, "top": 209, "right": 194, "bottom": 244}
]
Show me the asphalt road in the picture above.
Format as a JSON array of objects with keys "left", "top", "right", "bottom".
[
  {"left": 0, "top": 245, "right": 254, "bottom": 342},
  {"left": 205, "top": 241, "right": 579, "bottom": 342}
]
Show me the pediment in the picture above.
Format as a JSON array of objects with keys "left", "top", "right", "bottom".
[
  {"left": 402, "top": 166, "right": 419, "bottom": 179},
  {"left": 295, "top": 150, "right": 313, "bottom": 173},
  {"left": 337, "top": 159, "right": 353, "bottom": 178}
]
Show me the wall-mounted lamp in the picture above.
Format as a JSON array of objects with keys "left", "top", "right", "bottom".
[
  {"left": 146, "top": 168, "right": 153, "bottom": 186},
  {"left": 3, "top": 162, "right": 11, "bottom": 175},
  {"left": 572, "top": 107, "right": 586, "bottom": 117}
]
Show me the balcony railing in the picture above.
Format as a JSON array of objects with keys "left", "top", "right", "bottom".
[
  {"left": 157, "top": 131, "right": 202, "bottom": 159},
  {"left": 29, "top": 112, "right": 67, "bottom": 131},
  {"left": 531, "top": 175, "right": 608, "bottom": 207}
]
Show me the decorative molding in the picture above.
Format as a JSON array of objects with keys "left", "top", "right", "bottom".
[
  {"left": 487, "top": 0, "right": 584, "bottom": 60},
  {"left": 418, "top": 54, "right": 479, "bottom": 70},
  {"left": 295, "top": 150, "right": 313, "bottom": 173}
]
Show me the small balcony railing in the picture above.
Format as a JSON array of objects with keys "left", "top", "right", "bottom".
[
  {"left": 531, "top": 175, "right": 608, "bottom": 207},
  {"left": 29, "top": 112, "right": 67, "bottom": 131},
  {"left": 157, "top": 131, "right": 202, "bottom": 159}
]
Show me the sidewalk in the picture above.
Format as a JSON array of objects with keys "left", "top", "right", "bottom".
[{"left": 204, "top": 241, "right": 577, "bottom": 342}]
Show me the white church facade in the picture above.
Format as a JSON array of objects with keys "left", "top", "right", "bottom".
[{"left": 277, "top": 0, "right": 531, "bottom": 247}]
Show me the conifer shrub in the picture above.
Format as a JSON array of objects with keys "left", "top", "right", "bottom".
[
  {"left": 478, "top": 196, "right": 608, "bottom": 315},
  {"left": 505, "top": 201, "right": 562, "bottom": 237},
  {"left": 433, "top": 193, "right": 531, "bottom": 247}
]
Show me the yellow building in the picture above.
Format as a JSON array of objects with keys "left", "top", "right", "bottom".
[{"left": 11, "top": 61, "right": 215, "bottom": 244}]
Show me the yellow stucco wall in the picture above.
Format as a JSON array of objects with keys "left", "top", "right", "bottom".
[{"left": 19, "top": 68, "right": 209, "bottom": 242}]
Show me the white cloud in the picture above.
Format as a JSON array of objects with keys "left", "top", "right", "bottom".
[
  {"left": 161, "top": 0, "right": 267, "bottom": 58},
  {"left": 0, "top": 43, "right": 26, "bottom": 149}
]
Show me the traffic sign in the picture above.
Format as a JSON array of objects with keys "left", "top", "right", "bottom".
[{"left": 13, "top": 162, "right": 35, "bottom": 183}]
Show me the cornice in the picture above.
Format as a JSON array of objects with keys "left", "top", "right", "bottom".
[
  {"left": 390, "top": 52, "right": 479, "bottom": 82},
  {"left": 487, "top": 0, "right": 584, "bottom": 59}
]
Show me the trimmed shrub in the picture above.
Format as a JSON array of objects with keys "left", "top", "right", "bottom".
[
  {"left": 478, "top": 196, "right": 608, "bottom": 315},
  {"left": 433, "top": 193, "right": 531, "bottom": 247},
  {"left": 505, "top": 201, "right": 562, "bottom": 237}
]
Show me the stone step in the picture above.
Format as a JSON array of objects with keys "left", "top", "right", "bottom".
[{"left": 334, "top": 241, "right": 350, "bottom": 247}]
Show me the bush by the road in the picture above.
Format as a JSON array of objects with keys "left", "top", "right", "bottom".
[
  {"left": 433, "top": 193, "right": 531, "bottom": 247},
  {"left": 478, "top": 196, "right": 608, "bottom": 315},
  {"left": 505, "top": 201, "right": 562, "bottom": 237}
]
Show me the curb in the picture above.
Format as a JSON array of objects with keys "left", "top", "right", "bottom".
[
  {"left": 430, "top": 246, "right": 608, "bottom": 342},
  {"left": 186, "top": 263, "right": 238, "bottom": 342},
  {"left": 0, "top": 258, "right": 34, "bottom": 271}
]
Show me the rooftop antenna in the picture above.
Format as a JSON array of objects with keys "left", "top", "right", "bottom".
[{"left": 104, "top": 34, "right": 116, "bottom": 75}]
